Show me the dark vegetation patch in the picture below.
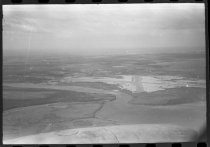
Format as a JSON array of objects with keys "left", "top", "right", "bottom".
[
  {"left": 4, "top": 52, "right": 205, "bottom": 83},
  {"left": 3, "top": 88, "right": 115, "bottom": 111},
  {"left": 129, "top": 87, "right": 206, "bottom": 106},
  {"left": 3, "top": 52, "right": 205, "bottom": 109}
]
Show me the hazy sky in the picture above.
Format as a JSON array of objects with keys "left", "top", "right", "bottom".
[{"left": 3, "top": 4, "right": 205, "bottom": 56}]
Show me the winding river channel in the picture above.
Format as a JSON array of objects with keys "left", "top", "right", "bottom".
[
  {"left": 3, "top": 81, "right": 206, "bottom": 143},
  {"left": 4, "top": 82, "right": 205, "bottom": 129}
]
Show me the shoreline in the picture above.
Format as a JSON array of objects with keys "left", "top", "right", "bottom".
[{"left": 3, "top": 82, "right": 206, "bottom": 142}]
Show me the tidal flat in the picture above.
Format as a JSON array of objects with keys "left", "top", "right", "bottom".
[{"left": 3, "top": 53, "right": 206, "bottom": 143}]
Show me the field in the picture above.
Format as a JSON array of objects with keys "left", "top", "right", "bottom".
[{"left": 3, "top": 52, "right": 206, "bottom": 143}]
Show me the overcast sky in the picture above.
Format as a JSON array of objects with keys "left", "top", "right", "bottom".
[{"left": 3, "top": 4, "right": 205, "bottom": 56}]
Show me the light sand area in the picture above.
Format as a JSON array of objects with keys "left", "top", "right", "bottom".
[
  {"left": 60, "top": 75, "right": 205, "bottom": 92},
  {"left": 3, "top": 124, "right": 197, "bottom": 144}
]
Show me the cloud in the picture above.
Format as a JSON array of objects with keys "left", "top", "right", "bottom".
[
  {"left": 3, "top": 4, "right": 205, "bottom": 55},
  {"left": 3, "top": 4, "right": 205, "bottom": 33}
]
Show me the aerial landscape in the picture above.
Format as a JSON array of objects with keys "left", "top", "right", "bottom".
[
  {"left": 3, "top": 52, "right": 206, "bottom": 143},
  {"left": 3, "top": 4, "right": 206, "bottom": 143}
]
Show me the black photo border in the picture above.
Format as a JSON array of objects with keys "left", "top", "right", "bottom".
[{"left": 0, "top": 0, "right": 209, "bottom": 147}]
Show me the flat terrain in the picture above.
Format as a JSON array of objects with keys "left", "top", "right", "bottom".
[
  {"left": 4, "top": 124, "right": 198, "bottom": 144},
  {"left": 129, "top": 87, "right": 205, "bottom": 105},
  {"left": 3, "top": 53, "right": 206, "bottom": 143},
  {"left": 3, "top": 86, "right": 115, "bottom": 111}
]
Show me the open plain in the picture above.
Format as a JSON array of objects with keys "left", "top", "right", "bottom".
[{"left": 3, "top": 53, "right": 206, "bottom": 143}]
